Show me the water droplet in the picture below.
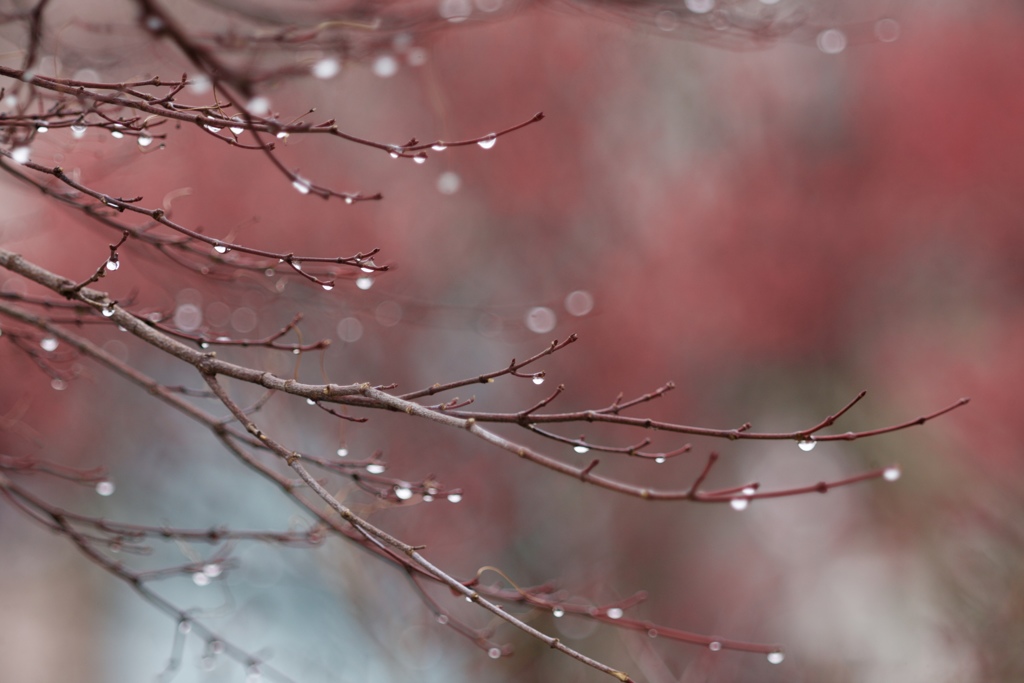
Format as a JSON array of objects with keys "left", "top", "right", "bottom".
[
  {"left": 199, "top": 342, "right": 209, "bottom": 349},
  {"left": 422, "top": 494, "right": 434, "bottom": 502},
  {"left": 395, "top": 486, "right": 413, "bottom": 500},
  {"left": 292, "top": 348, "right": 300, "bottom": 355},
  {"left": 431, "top": 144, "right": 447, "bottom": 151},
  {"left": 742, "top": 486, "right": 756, "bottom": 496},
  {"left": 188, "top": 74, "right": 211, "bottom": 94},
  {"left": 532, "top": 376, "right": 545, "bottom": 385},
  {"left": 337, "top": 317, "right": 363, "bottom": 342},
  {"left": 203, "top": 563, "right": 222, "bottom": 578},
  {"left": 292, "top": 177, "right": 311, "bottom": 194},
  {"left": 574, "top": 444, "right": 589, "bottom": 454},
  {"left": 606, "top": 607, "right": 623, "bottom": 620},
  {"left": 356, "top": 276, "right": 374, "bottom": 290},
  {"left": 209, "top": 640, "right": 224, "bottom": 654},
  {"left": 413, "top": 153, "right": 427, "bottom": 164},
  {"left": 875, "top": 18, "right": 901, "bottom": 43},
  {"left": 336, "top": 448, "right": 348, "bottom": 457},
  {"left": 477, "top": 134, "right": 497, "bottom": 150},
  {"left": 51, "top": 378, "right": 67, "bottom": 391},
  {"left": 684, "top": 0, "right": 714, "bottom": 14},
  {"left": 96, "top": 480, "right": 115, "bottom": 496},
  {"left": 276, "top": 131, "right": 289, "bottom": 140},
  {"left": 229, "top": 118, "right": 245, "bottom": 135},
  {"left": 767, "top": 651, "right": 785, "bottom": 665},
  {"left": 178, "top": 619, "right": 192, "bottom": 634},
  {"left": 372, "top": 54, "right": 399, "bottom": 78},
  {"left": 312, "top": 57, "right": 340, "bottom": 79},
  {"left": 360, "top": 264, "right": 375, "bottom": 273},
  {"left": 647, "top": 628, "right": 658, "bottom": 638},
  {"left": 213, "top": 244, "right": 229, "bottom": 254},
  {"left": 709, "top": 641, "right": 722, "bottom": 652},
  {"left": 193, "top": 572, "right": 211, "bottom": 587},
  {"left": 883, "top": 466, "right": 901, "bottom": 482},
  {"left": 437, "top": 171, "right": 461, "bottom": 195},
  {"left": 137, "top": 134, "right": 153, "bottom": 147},
  {"left": 344, "top": 196, "right": 354, "bottom": 205},
  {"left": 305, "top": 398, "right": 316, "bottom": 406},
  {"left": 203, "top": 124, "right": 222, "bottom": 134},
  {"left": 525, "top": 306, "right": 556, "bottom": 334},
  {"left": 440, "top": 0, "right": 472, "bottom": 22},
  {"left": 102, "top": 305, "right": 116, "bottom": 317},
  {"left": 655, "top": 10, "right": 679, "bottom": 31},
  {"left": 730, "top": 498, "right": 749, "bottom": 511},
  {"left": 655, "top": 456, "right": 666, "bottom": 464},
  {"left": 406, "top": 47, "right": 428, "bottom": 66},
  {"left": 322, "top": 283, "right": 334, "bottom": 291},
  {"left": 35, "top": 124, "right": 49, "bottom": 134},
  {"left": 817, "top": 29, "right": 847, "bottom": 54},
  {"left": 105, "top": 259, "right": 120, "bottom": 271},
  {"left": 247, "top": 97, "right": 270, "bottom": 115},
  {"left": 488, "top": 647, "right": 501, "bottom": 659},
  {"left": 447, "top": 492, "right": 462, "bottom": 503},
  {"left": 40, "top": 337, "right": 58, "bottom": 352},
  {"left": 11, "top": 146, "right": 30, "bottom": 164},
  {"left": 111, "top": 129, "right": 125, "bottom": 139},
  {"left": 552, "top": 606, "right": 564, "bottom": 618},
  {"left": 366, "top": 463, "right": 386, "bottom": 474},
  {"left": 437, "top": 614, "right": 449, "bottom": 624},
  {"left": 798, "top": 439, "right": 816, "bottom": 452},
  {"left": 564, "top": 290, "right": 594, "bottom": 316}
]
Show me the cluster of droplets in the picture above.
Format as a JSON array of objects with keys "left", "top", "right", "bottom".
[{"left": 192, "top": 562, "right": 222, "bottom": 587}]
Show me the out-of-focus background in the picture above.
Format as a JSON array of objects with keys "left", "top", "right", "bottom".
[{"left": 1, "top": 1, "right": 1023, "bottom": 681}]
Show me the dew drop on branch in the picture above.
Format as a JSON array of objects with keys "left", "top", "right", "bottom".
[
  {"left": 203, "top": 124, "right": 222, "bottom": 134},
  {"left": 394, "top": 486, "right": 413, "bottom": 500},
  {"left": 477, "top": 134, "right": 497, "bottom": 150},
  {"left": 96, "top": 480, "right": 115, "bottom": 496},
  {"left": 730, "top": 498, "right": 749, "bottom": 511},
  {"left": 447, "top": 493, "right": 463, "bottom": 503},
  {"left": 322, "top": 283, "right": 334, "bottom": 291},
  {"left": 436, "top": 614, "right": 449, "bottom": 624},
  {"left": 655, "top": 456, "right": 666, "bottom": 464},
  {"left": 306, "top": 398, "right": 316, "bottom": 405},
  {"left": 431, "top": 144, "right": 447, "bottom": 151},
  {"left": 709, "top": 641, "right": 722, "bottom": 651},
  {"left": 203, "top": 563, "right": 222, "bottom": 578},
  {"left": 606, "top": 607, "right": 623, "bottom": 620},
  {"left": 40, "top": 337, "right": 58, "bottom": 352},
  {"left": 177, "top": 619, "right": 192, "bottom": 634},
  {"left": 229, "top": 118, "right": 245, "bottom": 135},
  {"left": 413, "top": 153, "right": 427, "bottom": 164},
  {"left": 292, "top": 177, "right": 311, "bottom": 194},
  {"left": 798, "top": 439, "right": 816, "bottom": 452},
  {"left": 102, "top": 305, "right": 115, "bottom": 317},
  {"left": 192, "top": 572, "right": 211, "bottom": 587},
  {"left": 213, "top": 244, "right": 229, "bottom": 254},
  {"left": 105, "top": 259, "right": 120, "bottom": 271},
  {"left": 137, "top": 134, "right": 153, "bottom": 148},
  {"left": 356, "top": 276, "right": 374, "bottom": 290},
  {"left": 552, "top": 606, "right": 564, "bottom": 618},
  {"left": 767, "top": 651, "right": 785, "bottom": 665},
  {"left": 71, "top": 123, "right": 87, "bottom": 139},
  {"left": 532, "top": 376, "right": 545, "bottom": 385},
  {"left": 574, "top": 445, "right": 589, "bottom": 454},
  {"left": 684, "top": 0, "right": 714, "bottom": 14},
  {"left": 336, "top": 448, "right": 348, "bottom": 457},
  {"left": 883, "top": 466, "right": 901, "bottom": 482},
  {"left": 11, "top": 146, "right": 30, "bottom": 164},
  {"left": 51, "top": 379, "right": 66, "bottom": 391},
  {"left": 488, "top": 648, "right": 501, "bottom": 660},
  {"left": 366, "top": 463, "right": 386, "bottom": 474},
  {"left": 110, "top": 128, "right": 124, "bottom": 139}
]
